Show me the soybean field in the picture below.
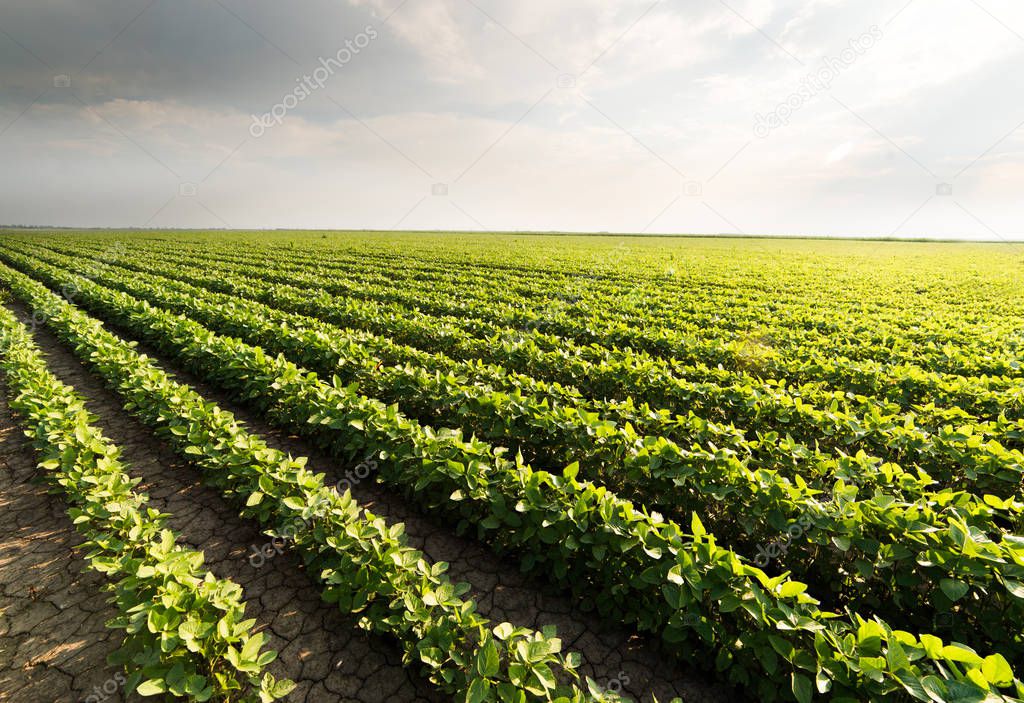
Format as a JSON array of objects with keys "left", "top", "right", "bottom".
[{"left": 1, "top": 229, "right": 1023, "bottom": 703}]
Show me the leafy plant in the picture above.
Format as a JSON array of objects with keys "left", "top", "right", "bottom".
[
  {"left": 2, "top": 249, "right": 1022, "bottom": 701},
  {"left": 0, "top": 306, "right": 290, "bottom": 702}
]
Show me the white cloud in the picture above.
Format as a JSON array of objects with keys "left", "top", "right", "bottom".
[{"left": 351, "top": 0, "right": 484, "bottom": 82}]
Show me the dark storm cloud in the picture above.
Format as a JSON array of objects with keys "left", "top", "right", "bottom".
[{"left": 0, "top": 0, "right": 463, "bottom": 119}]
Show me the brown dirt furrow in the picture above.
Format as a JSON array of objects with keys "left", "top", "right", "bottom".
[{"left": 13, "top": 298, "right": 739, "bottom": 703}]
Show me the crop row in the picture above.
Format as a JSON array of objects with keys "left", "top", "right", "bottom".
[
  {"left": 149, "top": 241, "right": 1024, "bottom": 411},
  {"left": 14, "top": 243, "right": 1024, "bottom": 511},
  {"left": 0, "top": 305, "right": 292, "bottom": 702},
  {"left": 52, "top": 237, "right": 1024, "bottom": 386},
  {"left": 0, "top": 268, "right": 616, "bottom": 703},
  {"left": 15, "top": 241, "right": 1023, "bottom": 498},
  {"left": 47, "top": 237, "right": 1024, "bottom": 414},
  {"left": 4, "top": 260, "right": 1023, "bottom": 702},
  {"left": 56, "top": 236, "right": 1024, "bottom": 363},
  {"left": 2, "top": 242, "right": 917, "bottom": 496},
  {"left": 10, "top": 242, "right": 1024, "bottom": 656}
]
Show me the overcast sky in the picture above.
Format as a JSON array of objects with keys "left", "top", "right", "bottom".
[{"left": 1, "top": 0, "right": 1022, "bottom": 238}]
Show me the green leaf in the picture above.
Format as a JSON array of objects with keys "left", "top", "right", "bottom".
[
  {"left": 691, "top": 513, "right": 706, "bottom": 539},
  {"left": 493, "top": 622, "right": 515, "bottom": 641},
  {"left": 1003, "top": 580, "right": 1024, "bottom": 599},
  {"left": 886, "top": 637, "right": 911, "bottom": 673},
  {"left": 184, "top": 674, "right": 208, "bottom": 695},
  {"left": 778, "top": 581, "right": 808, "bottom": 599},
  {"left": 136, "top": 679, "right": 168, "bottom": 696},
  {"left": 791, "top": 672, "right": 813, "bottom": 703},
  {"left": 921, "top": 675, "right": 948, "bottom": 703},
  {"left": 476, "top": 638, "right": 500, "bottom": 678},
  {"left": 939, "top": 579, "right": 969, "bottom": 603},
  {"left": 981, "top": 654, "right": 1014, "bottom": 687},
  {"left": 940, "top": 644, "right": 983, "bottom": 667},
  {"left": 282, "top": 496, "right": 306, "bottom": 511},
  {"left": 466, "top": 677, "right": 490, "bottom": 703}
]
